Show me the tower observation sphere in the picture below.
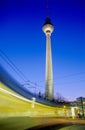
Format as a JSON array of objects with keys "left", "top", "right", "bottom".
[
  {"left": 42, "top": 17, "right": 54, "bottom": 100},
  {"left": 43, "top": 17, "right": 54, "bottom": 35}
]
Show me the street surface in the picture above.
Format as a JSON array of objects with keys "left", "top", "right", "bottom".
[{"left": 0, "top": 117, "right": 85, "bottom": 130}]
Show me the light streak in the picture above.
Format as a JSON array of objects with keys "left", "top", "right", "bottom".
[{"left": 0, "top": 87, "right": 32, "bottom": 103}]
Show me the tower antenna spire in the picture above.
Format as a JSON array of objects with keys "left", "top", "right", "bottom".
[{"left": 46, "top": 0, "right": 49, "bottom": 17}]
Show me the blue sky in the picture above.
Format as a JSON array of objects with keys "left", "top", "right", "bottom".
[{"left": 0, "top": 0, "right": 85, "bottom": 101}]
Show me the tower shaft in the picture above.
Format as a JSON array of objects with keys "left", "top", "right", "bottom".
[
  {"left": 46, "top": 33, "right": 53, "bottom": 100},
  {"left": 42, "top": 17, "right": 54, "bottom": 100}
]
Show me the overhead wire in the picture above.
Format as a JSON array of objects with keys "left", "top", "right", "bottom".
[
  {"left": 0, "top": 49, "right": 84, "bottom": 90},
  {"left": 0, "top": 49, "right": 27, "bottom": 82},
  {"left": 0, "top": 49, "right": 42, "bottom": 89},
  {"left": 38, "top": 72, "right": 85, "bottom": 83}
]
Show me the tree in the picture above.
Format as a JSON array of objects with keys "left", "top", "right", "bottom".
[{"left": 56, "top": 92, "right": 66, "bottom": 103}]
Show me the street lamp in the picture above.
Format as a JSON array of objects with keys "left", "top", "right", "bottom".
[
  {"left": 31, "top": 97, "right": 36, "bottom": 108},
  {"left": 63, "top": 105, "right": 66, "bottom": 118}
]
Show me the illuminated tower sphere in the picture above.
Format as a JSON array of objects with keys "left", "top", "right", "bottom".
[{"left": 42, "top": 17, "right": 54, "bottom": 100}]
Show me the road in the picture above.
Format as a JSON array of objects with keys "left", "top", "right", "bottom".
[{"left": 0, "top": 117, "right": 85, "bottom": 130}]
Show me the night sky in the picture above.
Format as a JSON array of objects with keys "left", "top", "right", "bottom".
[{"left": 0, "top": 0, "right": 85, "bottom": 101}]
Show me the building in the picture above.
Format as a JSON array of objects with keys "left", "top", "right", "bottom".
[{"left": 76, "top": 97, "right": 85, "bottom": 117}]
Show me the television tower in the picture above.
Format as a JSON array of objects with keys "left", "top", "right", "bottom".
[{"left": 42, "top": 17, "right": 54, "bottom": 100}]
